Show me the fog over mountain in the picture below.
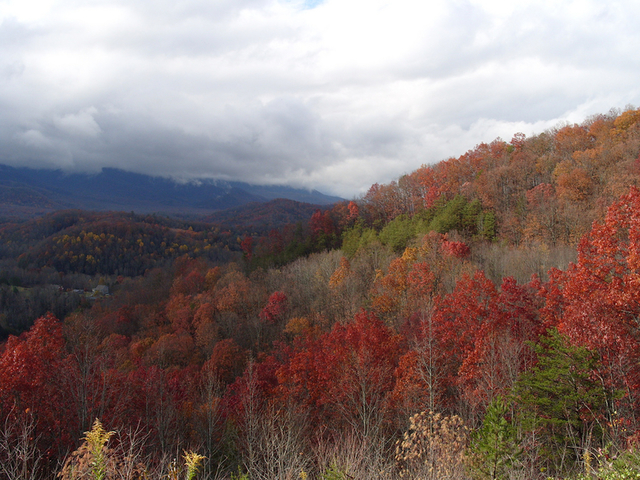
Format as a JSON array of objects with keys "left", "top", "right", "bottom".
[
  {"left": 0, "top": 165, "right": 341, "bottom": 218},
  {"left": 1, "top": 0, "right": 639, "bottom": 197}
]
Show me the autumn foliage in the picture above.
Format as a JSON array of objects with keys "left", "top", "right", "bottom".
[{"left": 2, "top": 107, "right": 640, "bottom": 478}]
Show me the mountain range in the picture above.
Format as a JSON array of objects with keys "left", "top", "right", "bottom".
[{"left": 0, "top": 165, "right": 342, "bottom": 219}]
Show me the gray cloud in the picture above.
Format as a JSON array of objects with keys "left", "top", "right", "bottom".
[{"left": 0, "top": 0, "right": 639, "bottom": 197}]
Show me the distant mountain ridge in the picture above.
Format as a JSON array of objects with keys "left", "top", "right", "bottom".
[{"left": 0, "top": 165, "right": 342, "bottom": 218}]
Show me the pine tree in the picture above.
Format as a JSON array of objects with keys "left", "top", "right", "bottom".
[
  {"left": 514, "top": 329, "right": 609, "bottom": 476},
  {"left": 470, "top": 396, "right": 521, "bottom": 480}
]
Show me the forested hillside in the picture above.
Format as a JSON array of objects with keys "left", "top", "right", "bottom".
[{"left": 2, "top": 107, "right": 640, "bottom": 479}]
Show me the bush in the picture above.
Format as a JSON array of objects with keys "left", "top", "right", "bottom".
[{"left": 395, "top": 411, "right": 469, "bottom": 480}]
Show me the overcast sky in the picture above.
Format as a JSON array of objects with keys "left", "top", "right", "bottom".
[{"left": 1, "top": 0, "right": 639, "bottom": 198}]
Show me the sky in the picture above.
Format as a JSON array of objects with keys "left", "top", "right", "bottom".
[{"left": 1, "top": 0, "right": 639, "bottom": 198}]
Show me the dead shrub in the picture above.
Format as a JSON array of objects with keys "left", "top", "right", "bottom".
[{"left": 395, "top": 410, "right": 469, "bottom": 480}]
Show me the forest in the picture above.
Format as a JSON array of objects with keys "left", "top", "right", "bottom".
[{"left": 2, "top": 107, "right": 640, "bottom": 479}]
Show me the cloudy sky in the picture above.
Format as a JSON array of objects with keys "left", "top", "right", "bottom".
[{"left": 1, "top": 0, "right": 639, "bottom": 198}]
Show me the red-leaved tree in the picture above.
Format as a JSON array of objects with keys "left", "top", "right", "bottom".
[{"left": 552, "top": 186, "right": 640, "bottom": 437}]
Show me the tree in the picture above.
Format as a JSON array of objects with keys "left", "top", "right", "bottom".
[
  {"left": 430, "top": 270, "right": 498, "bottom": 410},
  {"left": 370, "top": 253, "right": 411, "bottom": 324},
  {"left": 378, "top": 215, "right": 416, "bottom": 252},
  {"left": 458, "top": 276, "right": 544, "bottom": 413},
  {"left": 524, "top": 183, "right": 562, "bottom": 245},
  {"left": 259, "top": 291, "right": 288, "bottom": 326},
  {"left": 469, "top": 396, "right": 522, "bottom": 480},
  {"left": 0, "top": 409, "right": 43, "bottom": 480},
  {"left": 554, "top": 186, "right": 640, "bottom": 436},
  {"left": 276, "top": 310, "right": 402, "bottom": 443},
  {"left": 514, "top": 329, "right": 609, "bottom": 476}
]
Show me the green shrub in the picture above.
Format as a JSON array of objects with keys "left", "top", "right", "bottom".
[
  {"left": 574, "top": 449, "right": 640, "bottom": 479},
  {"left": 320, "top": 463, "right": 348, "bottom": 480}
]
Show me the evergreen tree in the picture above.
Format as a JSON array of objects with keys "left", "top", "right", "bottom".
[
  {"left": 514, "top": 329, "right": 609, "bottom": 476},
  {"left": 470, "top": 396, "right": 522, "bottom": 480}
]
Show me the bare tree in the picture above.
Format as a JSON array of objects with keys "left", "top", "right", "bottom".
[
  {"left": 196, "top": 367, "right": 226, "bottom": 478},
  {"left": 0, "top": 409, "right": 42, "bottom": 480},
  {"left": 414, "top": 306, "right": 445, "bottom": 415}
]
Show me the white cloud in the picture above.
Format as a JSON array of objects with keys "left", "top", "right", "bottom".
[
  {"left": 0, "top": 0, "right": 639, "bottom": 198},
  {"left": 53, "top": 107, "right": 101, "bottom": 137},
  {"left": 17, "top": 129, "right": 53, "bottom": 149}
]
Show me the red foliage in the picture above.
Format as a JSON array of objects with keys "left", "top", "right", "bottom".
[
  {"left": 240, "top": 236, "right": 253, "bottom": 260},
  {"left": 407, "top": 262, "right": 436, "bottom": 299},
  {"left": 276, "top": 310, "right": 402, "bottom": 434},
  {"left": 347, "top": 201, "right": 359, "bottom": 221},
  {"left": 0, "top": 313, "right": 75, "bottom": 456},
  {"left": 267, "top": 229, "right": 284, "bottom": 254},
  {"left": 525, "top": 182, "right": 555, "bottom": 207},
  {"left": 224, "top": 352, "right": 287, "bottom": 424},
  {"left": 259, "top": 291, "right": 289, "bottom": 325},
  {"left": 165, "top": 293, "right": 195, "bottom": 333},
  {"left": 457, "top": 276, "right": 544, "bottom": 410},
  {"left": 171, "top": 269, "right": 206, "bottom": 296},
  {"left": 390, "top": 349, "right": 429, "bottom": 414},
  {"left": 441, "top": 239, "right": 470, "bottom": 258},
  {"left": 309, "top": 209, "right": 335, "bottom": 237},
  {"left": 146, "top": 330, "right": 198, "bottom": 367},
  {"left": 511, "top": 132, "right": 526, "bottom": 150},
  {"left": 412, "top": 167, "right": 449, "bottom": 209},
  {"left": 434, "top": 271, "right": 497, "bottom": 360},
  {"left": 551, "top": 187, "right": 640, "bottom": 422},
  {"left": 204, "top": 339, "right": 245, "bottom": 384},
  {"left": 371, "top": 256, "right": 410, "bottom": 317}
]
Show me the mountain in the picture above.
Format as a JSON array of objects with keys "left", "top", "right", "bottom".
[{"left": 0, "top": 165, "right": 342, "bottom": 218}]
